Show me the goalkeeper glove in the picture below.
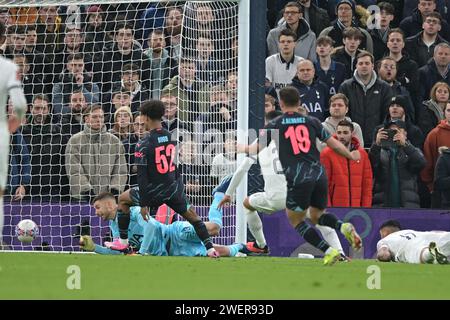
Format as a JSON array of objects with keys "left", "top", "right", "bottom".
[{"left": 79, "top": 235, "right": 95, "bottom": 252}]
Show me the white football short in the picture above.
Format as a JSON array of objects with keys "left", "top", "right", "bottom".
[
  {"left": 248, "top": 192, "right": 285, "bottom": 214},
  {"left": 398, "top": 232, "right": 450, "bottom": 264}
]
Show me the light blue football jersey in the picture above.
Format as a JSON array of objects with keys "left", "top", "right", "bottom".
[
  {"left": 138, "top": 219, "right": 207, "bottom": 256},
  {"left": 109, "top": 206, "right": 146, "bottom": 250}
]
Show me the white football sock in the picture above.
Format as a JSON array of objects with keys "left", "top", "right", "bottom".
[
  {"left": 316, "top": 224, "right": 344, "bottom": 254},
  {"left": 421, "top": 248, "right": 434, "bottom": 264},
  {"left": 245, "top": 207, "right": 267, "bottom": 248}
]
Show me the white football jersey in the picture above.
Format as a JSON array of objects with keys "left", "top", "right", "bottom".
[
  {"left": 265, "top": 53, "right": 303, "bottom": 98},
  {"left": 377, "top": 229, "right": 438, "bottom": 263},
  {"left": 0, "top": 56, "right": 21, "bottom": 125},
  {"left": 258, "top": 141, "right": 287, "bottom": 197}
]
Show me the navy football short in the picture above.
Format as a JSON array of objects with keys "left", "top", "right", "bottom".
[
  {"left": 133, "top": 179, "right": 191, "bottom": 215},
  {"left": 286, "top": 177, "right": 328, "bottom": 212}
]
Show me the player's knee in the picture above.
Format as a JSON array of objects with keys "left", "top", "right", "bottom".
[
  {"left": 309, "top": 216, "right": 319, "bottom": 225},
  {"left": 286, "top": 210, "right": 305, "bottom": 227},
  {"left": 308, "top": 207, "right": 323, "bottom": 225},
  {"left": 118, "top": 193, "right": 132, "bottom": 213},
  {"left": 207, "top": 223, "right": 220, "bottom": 237},
  {"left": 243, "top": 198, "right": 254, "bottom": 211},
  {"left": 118, "top": 192, "right": 128, "bottom": 203},
  {"left": 118, "top": 202, "right": 130, "bottom": 214},
  {"left": 182, "top": 207, "right": 201, "bottom": 223}
]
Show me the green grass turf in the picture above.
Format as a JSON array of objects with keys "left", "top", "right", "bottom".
[{"left": 0, "top": 252, "right": 449, "bottom": 299}]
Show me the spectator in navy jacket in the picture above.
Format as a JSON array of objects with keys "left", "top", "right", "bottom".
[
  {"left": 291, "top": 59, "right": 330, "bottom": 121},
  {"left": 418, "top": 42, "right": 450, "bottom": 102},
  {"left": 7, "top": 104, "right": 31, "bottom": 201}
]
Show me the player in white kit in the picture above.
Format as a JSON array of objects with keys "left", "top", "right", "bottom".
[
  {"left": 0, "top": 21, "right": 28, "bottom": 245},
  {"left": 219, "top": 110, "right": 345, "bottom": 257},
  {"left": 377, "top": 220, "right": 450, "bottom": 264}
]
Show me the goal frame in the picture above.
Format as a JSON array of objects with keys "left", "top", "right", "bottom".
[{"left": 0, "top": 0, "right": 253, "bottom": 244}]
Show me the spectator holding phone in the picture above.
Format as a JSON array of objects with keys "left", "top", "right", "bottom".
[
  {"left": 369, "top": 119, "right": 426, "bottom": 208},
  {"left": 372, "top": 96, "right": 424, "bottom": 149}
]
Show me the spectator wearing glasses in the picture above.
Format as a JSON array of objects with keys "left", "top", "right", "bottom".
[
  {"left": 405, "top": 12, "right": 448, "bottom": 68},
  {"left": 319, "top": 0, "right": 373, "bottom": 54},
  {"left": 400, "top": 0, "right": 450, "bottom": 41},
  {"left": 267, "top": 2, "right": 317, "bottom": 61}
]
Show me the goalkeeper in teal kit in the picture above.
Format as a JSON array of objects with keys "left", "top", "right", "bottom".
[{"left": 80, "top": 179, "right": 249, "bottom": 257}]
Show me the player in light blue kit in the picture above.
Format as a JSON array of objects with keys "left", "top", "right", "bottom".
[{"left": 80, "top": 177, "right": 249, "bottom": 257}]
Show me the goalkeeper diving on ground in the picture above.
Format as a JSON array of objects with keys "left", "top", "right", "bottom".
[{"left": 80, "top": 178, "right": 251, "bottom": 257}]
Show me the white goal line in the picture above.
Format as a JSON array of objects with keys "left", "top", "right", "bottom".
[{"left": 0, "top": 250, "right": 96, "bottom": 255}]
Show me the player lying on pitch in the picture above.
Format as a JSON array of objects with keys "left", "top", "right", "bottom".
[
  {"left": 377, "top": 220, "right": 450, "bottom": 264},
  {"left": 80, "top": 179, "right": 250, "bottom": 257}
]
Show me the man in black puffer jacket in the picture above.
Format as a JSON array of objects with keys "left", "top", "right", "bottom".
[
  {"left": 339, "top": 51, "right": 393, "bottom": 148},
  {"left": 369, "top": 119, "right": 426, "bottom": 208},
  {"left": 21, "top": 94, "right": 69, "bottom": 199},
  {"left": 434, "top": 146, "right": 450, "bottom": 209}
]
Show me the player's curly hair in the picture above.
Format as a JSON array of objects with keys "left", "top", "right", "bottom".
[
  {"left": 379, "top": 220, "right": 402, "bottom": 231},
  {"left": 140, "top": 99, "right": 165, "bottom": 120}
]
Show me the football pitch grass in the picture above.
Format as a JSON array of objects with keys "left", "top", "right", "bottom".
[{"left": 1, "top": 252, "right": 450, "bottom": 299}]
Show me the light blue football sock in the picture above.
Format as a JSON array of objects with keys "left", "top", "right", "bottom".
[
  {"left": 208, "top": 192, "right": 224, "bottom": 228},
  {"left": 228, "top": 243, "right": 244, "bottom": 257}
]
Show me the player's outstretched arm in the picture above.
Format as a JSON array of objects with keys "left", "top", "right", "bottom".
[
  {"left": 7, "top": 62, "right": 27, "bottom": 124},
  {"left": 80, "top": 235, "right": 123, "bottom": 255},
  {"left": 218, "top": 194, "right": 232, "bottom": 209},
  {"left": 237, "top": 141, "right": 260, "bottom": 156},
  {"left": 9, "top": 87, "right": 27, "bottom": 120},
  {"left": 326, "top": 136, "right": 361, "bottom": 161},
  {"left": 8, "top": 113, "right": 22, "bottom": 134}
]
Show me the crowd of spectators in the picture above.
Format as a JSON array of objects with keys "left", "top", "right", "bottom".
[
  {"left": 266, "top": 0, "right": 449, "bottom": 209},
  {"left": 1, "top": 0, "right": 449, "bottom": 209},
  {"left": 1, "top": 2, "right": 238, "bottom": 206}
]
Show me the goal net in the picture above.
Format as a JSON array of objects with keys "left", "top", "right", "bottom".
[{"left": 1, "top": 0, "right": 245, "bottom": 251}]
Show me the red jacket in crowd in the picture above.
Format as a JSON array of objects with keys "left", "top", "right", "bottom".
[
  {"left": 320, "top": 135, "right": 373, "bottom": 207},
  {"left": 421, "top": 120, "right": 450, "bottom": 191}
]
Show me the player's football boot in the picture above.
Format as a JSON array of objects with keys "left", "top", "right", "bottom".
[
  {"left": 341, "top": 223, "right": 362, "bottom": 251},
  {"left": 339, "top": 253, "right": 351, "bottom": 262},
  {"left": 429, "top": 242, "right": 449, "bottom": 265},
  {"left": 123, "top": 245, "right": 139, "bottom": 256},
  {"left": 439, "top": 240, "right": 450, "bottom": 257},
  {"left": 104, "top": 239, "right": 130, "bottom": 251},
  {"left": 212, "top": 175, "right": 233, "bottom": 195},
  {"left": 323, "top": 248, "right": 341, "bottom": 266},
  {"left": 244, "top": 241, "right": 270, "bottom": 255}
]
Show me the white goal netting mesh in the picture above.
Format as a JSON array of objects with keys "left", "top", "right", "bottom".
[{"left": 1, "top": 0, "right": 239, "bottom": 251}]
